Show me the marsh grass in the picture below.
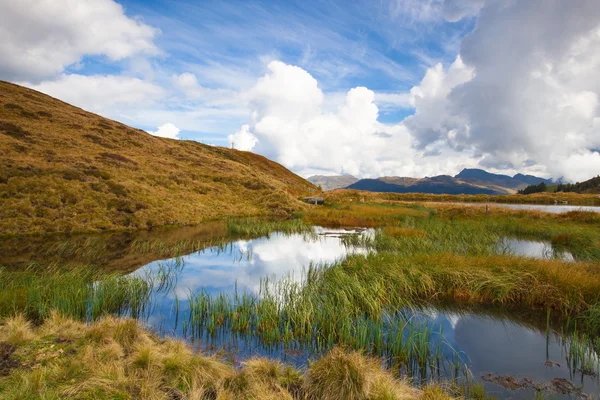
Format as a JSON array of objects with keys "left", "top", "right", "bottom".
[
  {"left": 303, "top": 203, "right": 431, "bottom": 227},
  {"left": 0, "top": 266, "right": 153, "bottom": 323},
  {"left": 2, "top": 207, "right": 599, "bottom": 397},
  {"left": 226, "top": 217, "right": 313, "bottom": 236},
  {"left": 306, "top": 201, "right": 600, "bottom": 261},
  {"left": 0, "top": 315, "right": 452, "bottom": 400}
]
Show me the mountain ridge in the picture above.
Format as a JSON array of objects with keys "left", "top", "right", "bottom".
[{"left": 322, "top": 168, "right": 552, "bottom": 195}]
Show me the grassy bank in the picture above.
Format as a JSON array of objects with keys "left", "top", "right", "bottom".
[
  {"left": 0, "top": 314, "right": 452, "bottom": 400},
  {"left": 2, "top": 204, "right": 599, "bottom": 397},
  {"left": 303, "top": 202, "right": 600, "bottom": 260},
  {"left": 324, "top": 189, "right": 600, "bottom": 206}
]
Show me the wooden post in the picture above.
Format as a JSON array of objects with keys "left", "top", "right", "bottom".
[{"left": 485, "top": 204, "right": 489, "bottom": 215}]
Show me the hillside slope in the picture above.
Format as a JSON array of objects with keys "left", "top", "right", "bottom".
[{"left": 0, "top": 81, "right": 316, "bottom": 236}]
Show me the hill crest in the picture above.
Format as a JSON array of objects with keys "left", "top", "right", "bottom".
[{"left": 0, "top": 81, "right": 316, "bottom": 235}]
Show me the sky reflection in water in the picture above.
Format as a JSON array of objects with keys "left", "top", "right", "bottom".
[{"left": 130, "top": 227, "right": 597, "bottom": 398}]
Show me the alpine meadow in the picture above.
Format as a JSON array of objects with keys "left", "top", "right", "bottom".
[{"left": 2, "top": 1, "right": 600, "bottom": 400}]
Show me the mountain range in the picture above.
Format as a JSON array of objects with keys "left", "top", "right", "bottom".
[{"left": 309, "top": 168, "right": 553, "bottom": 195}]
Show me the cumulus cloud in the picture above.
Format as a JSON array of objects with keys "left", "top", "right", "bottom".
[
  {"left": 403, "top": 0, "right": 600, "bottom": 181},
  {"left": 0, "top": 0, "right": 159, "bottom": 82},
  {"left": 25, "top": 74, "right": 164, "bottom": 115},
  {"left": 228, "top": 125, "right": 258, "bottom": 151},
  {"left": 147, "top": 123, "right": 181, "bottom": 139},
  {"left": 229, "top": 61, "right": 479, "bottom": 178}
]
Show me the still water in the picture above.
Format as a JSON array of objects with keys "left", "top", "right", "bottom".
[
  {"left": 127, "top": 228, "right": 597, "bottom": 398},
  {"left": 498, "top": 238, "right": 575, "bottom": 261},
  {"left": 2, "top": 224, "right": 598, "bottom": 398},
  {"left": 431, "top": 202, "right": 600, "bottom": 214}
]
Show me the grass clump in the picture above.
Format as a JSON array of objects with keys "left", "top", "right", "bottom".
[
  {"left": 304, "top": 347, "right": 419, "bottom": 400},
  {"left": 226, "top": 217, "right": 313, "bottom": 236},
  {"left": 0, "top": 315, "right": 451, "bottom": 400}
]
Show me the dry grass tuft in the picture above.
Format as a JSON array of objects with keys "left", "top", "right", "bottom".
[
  {"left": 0, "top": 314, "right": 34, "bottom": 345},
  {"left": 304, "top": 347, "right": 421, "bottom": 400},
  {"left": 0, "top": 316, "right": 451, "bottom": 400}
]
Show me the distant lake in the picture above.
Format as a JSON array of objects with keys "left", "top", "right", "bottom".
[{"left": 427, "top": 202, "right": 600, "bottom": 214}]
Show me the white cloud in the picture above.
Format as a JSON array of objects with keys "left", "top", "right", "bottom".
[
  {"left": 229, "top": 60, "right": 477, "bottom": 178},
  {"left": 442, "top": 0, "right": 485, "bottom": 22},
  {"left": 228, "top": 125, "right": 258, "bottom": 151},
  {"left": 0, "top": 0, "right": 159, "bottom": 82},
  {"left": 24, "top": 74, "right": 164, "bottom": 115},
  {"left": 147, "top": 123, "right": 181, "bottom": 139},
  {"left": 374, "top": 92, "right": 413, "bottom": 110},
  {"left": 402, "top": 0, "right": 600, "bottom": 181}
]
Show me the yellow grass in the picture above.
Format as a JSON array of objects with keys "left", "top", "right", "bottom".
[
  {"left": 303, "top": 203, "right": 429, "bottom": 227},
  {"left": 0, "top": 81, "right": 317, "bottom": 236},
  {"left": 0, "top": 315, "right": 456, "bottom": 400}
]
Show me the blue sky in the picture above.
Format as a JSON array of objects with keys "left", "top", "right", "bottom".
[
  {"left": 3, "top": 0, "right": 600, "bottom": 181},
  {"left": 89, "top": 0, "right": 475, "bottom": 140}
]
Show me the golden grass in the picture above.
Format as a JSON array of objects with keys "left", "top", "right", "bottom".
[
  {"left": 0, "top": 315, "right": 455, "bottom": 400},
  {"left": 0, "top": 81, "right": 317, "bottom": 236},
  {"left": 303, "top": 203, "right": 429, "bottom": 227},
  {"left": 383, "top": 226, "right": 428, "bottom": 238},
  {"left": 304, "top": 347, "right": 420, "bottom": 400}
]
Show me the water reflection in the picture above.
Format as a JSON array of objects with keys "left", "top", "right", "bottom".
[
  {"left": 134, "top": 227, "right": 370, "bottom": 298},
  {"left": 498, "top": 238, "right": 574, "bottom": 261},
  {"left": 414, "top": 308, "right": 599, "bottom": 398},
  {"left": 431, "top": 202, "right": 600, "bottom": 214}
]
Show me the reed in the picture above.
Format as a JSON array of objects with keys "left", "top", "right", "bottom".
[
  {"left": 0, "top": 266, "right": 154, "bottom": 323},
  {"left": 226, "top": 217, "right": 313, "bottom": 236}
]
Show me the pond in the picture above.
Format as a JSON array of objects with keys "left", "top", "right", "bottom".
[
  {"left": 498, "top": 238, "right": 575, "bottom": 261},
  {"left": 2, "top": 223, "right": 598, "bottom": 398},
  {"left": 431, "top": 202, "right": 600, "bottom": 214}
]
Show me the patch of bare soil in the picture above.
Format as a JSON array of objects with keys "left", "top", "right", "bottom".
[{"left": 0, "top": 342, "right": 19, "bottom": 376}]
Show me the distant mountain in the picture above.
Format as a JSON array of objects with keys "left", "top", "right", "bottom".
[
  {"left": 345, "top": 168, "right": 553, "bottom": 196},
  {"left": 455, "top": 168, "right": 552, "bottom": 190},
  {"left": 348, "top": 175, "right": 502, "bottom": 195},
  {"left": 307, "top": 175, "right": 358, "bottom": 191}
]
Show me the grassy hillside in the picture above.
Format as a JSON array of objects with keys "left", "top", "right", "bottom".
[{"left": 0, "top": 81, "right": 317, "bottom": 236}]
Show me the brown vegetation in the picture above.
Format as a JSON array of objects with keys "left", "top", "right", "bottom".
[
  {"left": 324, "top": 189, "right": 600, "bottom": 206},
  {"left": 0, "top": 81, "right": 317, "bottom": 236},
  {"left": 0, "top": 314, "right": 448, "bottom": 400}
]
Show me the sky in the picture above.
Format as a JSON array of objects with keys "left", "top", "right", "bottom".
[{"left": 1, "top": 0, "right": 599, "bottom": 182}]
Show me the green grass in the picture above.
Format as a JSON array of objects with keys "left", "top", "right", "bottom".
[
  {"left": 225, "top": 217, "right": 313, "bottom": 236},
  {"left": 0, "top": 266, "right": 153, "bottom": 323},
  {"left": 2, "top": 205, "right": 600, "bottom": 397}
]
